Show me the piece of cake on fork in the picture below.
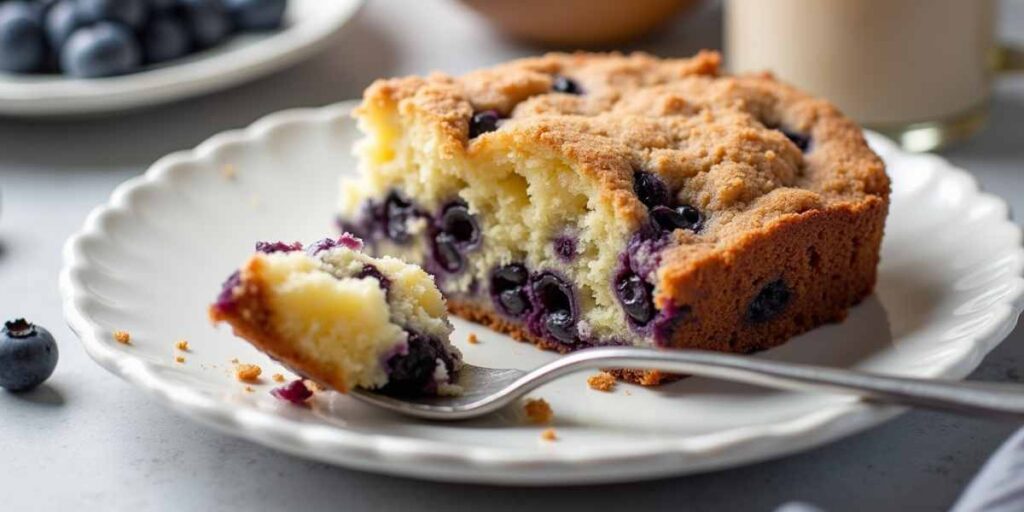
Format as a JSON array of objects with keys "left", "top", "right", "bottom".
[
  {"left": 338, "top": 50, "right": 889, "bottom": 385},
  {"left": 210, "top": 235, "right": 462, "bottom": 396}
]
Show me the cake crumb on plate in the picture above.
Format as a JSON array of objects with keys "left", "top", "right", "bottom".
[
  {"left": 113, "top": 330, "right": 131, "bottom": 345},
  {"left": 540, "top": 428, "right": 558, "bottom": 442},
  {"left": 467, "top": 333, "right": 479, "bottom": 344},
  {"left": 235, "top": 363, "right": 262, "bottom": 382},
  {"left": 175, "top": 340, "right": 190, "bottom": 351},
  {"left": 524, "top": 398, "right": 553, "bottom": 424},
  {"left": 175, "top": 356, "right": 185, "bottom": 364},
  {"left": 587, "top": 372, "right": 616, "bottom": 392},
  {"left": 272, "top": 373, "right": 286, "bottom": 383},
  {"left": 221, "top": 164, "right": 237, "bottom": 180}
]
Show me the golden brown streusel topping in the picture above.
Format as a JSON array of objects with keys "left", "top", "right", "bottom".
[
  {"left": 587, "top": 372, "right": 617, "bottom": 392},
  {"left": 234, "top": 363, "right": 262, "bottom": 382},
  {"left": 360, "top": 51, "right": 887, "bottom": 245},
  {"left": 540, "top": 428, "right": 558, "bottom": 442},
  {"left": 113, "top": 330, "right": 131, "bottom": 345},
  {"left": 524, "top": 398, "right": 554, "bottom": 424}
]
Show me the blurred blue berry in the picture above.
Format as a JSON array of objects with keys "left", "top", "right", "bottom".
[{"left": 60, "top": 21, "right": 141, "bottom": 77}]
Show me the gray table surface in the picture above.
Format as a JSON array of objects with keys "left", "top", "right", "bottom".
[{"left": 1, "top": 1, "right": 1022, "bottom": 511}]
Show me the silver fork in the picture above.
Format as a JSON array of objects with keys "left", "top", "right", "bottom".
[{"left": 351, "top": 347, "right": 1024, "bottom": 421}]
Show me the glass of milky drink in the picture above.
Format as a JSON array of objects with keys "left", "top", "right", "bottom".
[{"left": 725, "top": 0, "right": 1001, "bottom": 151}]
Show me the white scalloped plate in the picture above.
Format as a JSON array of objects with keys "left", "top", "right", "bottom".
[
  {"left": 0, "top": 0, "right": 362, "bottom": 117},
  {"left": 60, "top": 101, "right": 1024, "bottom": 485}
]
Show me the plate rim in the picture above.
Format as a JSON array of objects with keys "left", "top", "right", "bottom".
[
  {"left": 59, "top": 101, "right": 1024, "bottom": 485},
  {"left": 0, "top": 0, "right": 364, "bottom": 117}
]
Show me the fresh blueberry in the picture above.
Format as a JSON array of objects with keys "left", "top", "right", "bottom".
[
  {"left": 142, "top": 12, "right": 190, "bottom": 63},
  {"left": 650, "top": 204, "right": 703, "bottom": 233},
  {"left": 255, "top": 240, "right": 302, "bottom": 253},
  {"left": 44, "top": 0, "right": 83, "bottom": 49},
  {"left": 615, "top": 273, "right": 654, "bottom": 324},
  {"left": 530, "top": 272, "right": 577, "bottom": 345},
  {"left": 0, "top": 319, "right": 59, "bottom": 392},
  {"left": 746, "top": 279, "right": 792, "bottom": 323},
  {"left": 78, "top": 0, "right": 149, "bottom": 30},
  {"left": 779, "top": 128, "right": 811, "bottom": 152},
  {"left": 431, "top": 232, "right": 463, "bottom": 273},
  {"left": 469, "top": 109, "right": 501, "bottom": 139},
  {"left": 60, "top": 21, "right": 141, "bottom": 77},
  {"left": 382, "top": 331, "right": 455, "bottom": 396},
  {"left": 381, "top": 191, "right": 418, "bottom": 243},
  {"left": 491, "top": 263, "right": 530, "bottom": 317},
  {"left": 551, "top": 75, "right": 581, "bottom": 95},
  {"left": 633, "top": 170, "right": 670, "bottom": 209},
  {"left": 440, "top": 202, "right": 479, "bottom": 246},
  {"left": 222, "top": 0, "right": 284, "bottom": 31},
  {"left": 0, "top": 1, "right": 47, "bottom": 73},
  {"left": 176, "top": 0, "right": 231, "bottom": 49}
]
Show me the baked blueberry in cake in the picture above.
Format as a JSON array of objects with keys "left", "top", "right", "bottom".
[
  {"left": 209, "top": 235, "right": 462, "bottom": 396},
  {"left": 338, "top": 51, "right": 889, "bottom": 385}
]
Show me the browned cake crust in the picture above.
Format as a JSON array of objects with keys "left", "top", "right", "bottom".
[
  {"left": 452, "top": 195, "right": 884, "bottom": 385},
  {"left": 354, "top": 51, "right": 889, "bottom": 385},
  {"left": 209, "top": 258, "right": 349, "bottom": 393}
]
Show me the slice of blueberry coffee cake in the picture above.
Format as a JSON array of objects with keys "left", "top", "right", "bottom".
[
  {"left": 209, "top": 235, "right": 462, "bottom": 396},
  {"left": 338, "top": 51, "right": 889, "bottom": 385}
]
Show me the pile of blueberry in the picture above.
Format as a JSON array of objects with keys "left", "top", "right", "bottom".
[{"left": 0, "top": 0, "right": 286, "bottom": 78}]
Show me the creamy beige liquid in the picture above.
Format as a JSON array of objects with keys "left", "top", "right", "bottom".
[{"left": 725, "top": 0, "right": 994, "bottom": 126}]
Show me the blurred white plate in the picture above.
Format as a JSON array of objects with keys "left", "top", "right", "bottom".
[
  {"left": 0, "top": 0, "right": 362, "bottom": 117},
  {"left": 60, "top": 101, "right": 1024, "bottom": 485}
]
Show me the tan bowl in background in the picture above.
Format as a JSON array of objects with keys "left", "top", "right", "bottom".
[{"left": 458, "top": 0, "right": 700, "bottom": 47}]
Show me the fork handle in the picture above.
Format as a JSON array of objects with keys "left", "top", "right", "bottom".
[{"left": 526, "top": 348, "right": 1024, "bottom": 421}]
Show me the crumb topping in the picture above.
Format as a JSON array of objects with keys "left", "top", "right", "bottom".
[
  {"left": 540, "top": 428, "right": 558, "bottom": 441},
  {"left": 587, "top": 372, "right": 617, "bottom": 392},
  {"left": 359, "top": 51, "right": 888, "bottom": 246},
  {"left": 524, "top": 398, "right": 554, "bottom": 424},
  {"left": 235, "top": 363, "right": 262, "bottom": 382},
  {"left": 113, "top": 330, "right": 131, "bottom": 345}
]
